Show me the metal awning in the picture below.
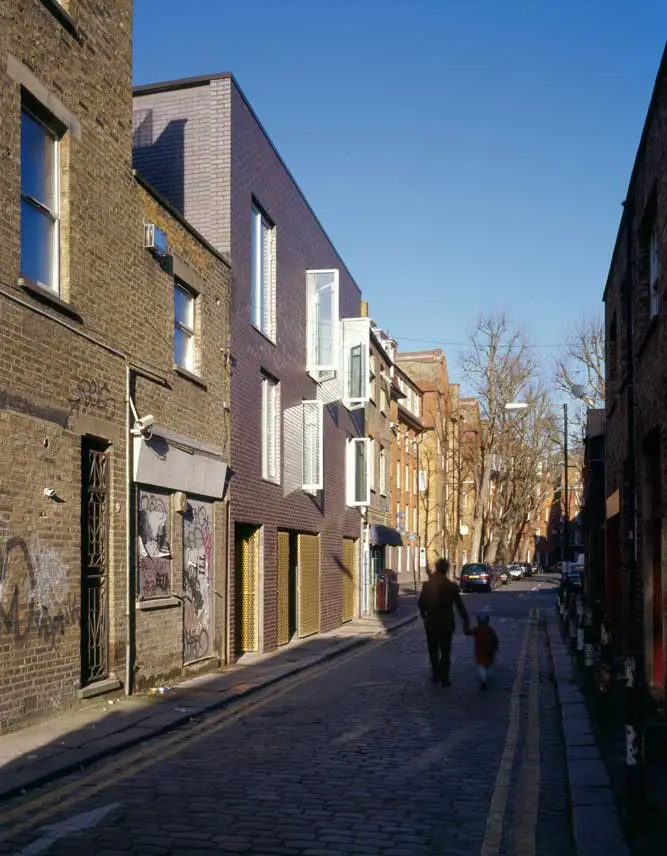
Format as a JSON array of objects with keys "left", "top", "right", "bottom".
[{"left": 369, "top": 524, "right": 403, "bottom": 547}]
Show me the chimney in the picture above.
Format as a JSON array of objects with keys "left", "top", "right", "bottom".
[{"left": 360, "top": 300, "right": 368, "bottom": 318}]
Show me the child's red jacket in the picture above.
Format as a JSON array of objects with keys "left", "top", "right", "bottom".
[{"left": 466, "top": 624, "right": 499, "bottom": 666}]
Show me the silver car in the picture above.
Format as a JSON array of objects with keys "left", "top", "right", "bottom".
[{"left": 507, "top": 564, "right": 523, "bottom": 581}]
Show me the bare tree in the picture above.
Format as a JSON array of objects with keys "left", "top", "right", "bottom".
[
  {"left": 555, "top": 312, "right": 605, "bottom": 411},
  {"left": 461, "top": 314, "right": 537, "bottom": 562}
]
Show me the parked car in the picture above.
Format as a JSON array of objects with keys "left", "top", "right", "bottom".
[
  {"left": 460, "top": 563, "right": 500, "bottom": 593},
  {"left": 507, "top": 564, "right": 523, "bottom": 581},
  {"left": 520, "top": 562, "right": 532, "bottom": 577},
  {"left": 493, "top": 565, "right": 510, "bottom": 585}
]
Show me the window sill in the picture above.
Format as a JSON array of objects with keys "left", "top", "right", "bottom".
[
  {"left": 137, "top": 596, "right": 181, "bottom": 611},
  {"left": 19, "top": 277, "right": 82, "bottom": 322},
  {"left": 173, "top": 364, "right": 208, "bottom": 389},
  {"left": 261, "top": 477, "right": 281, "bottom": 487},
  {"left": 78, "top": 676, "right": 122, "bottom": 700},
  {"left": 40, "top": 0, "right": 83, "bottom": 43},
  {"left": 251, "top": 322, "right": 276, "bottom": 346}
]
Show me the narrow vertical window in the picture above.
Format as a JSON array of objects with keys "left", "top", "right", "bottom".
[
  {"left": 251, "top": 203, "right": 276, "bottom": 339},
  {"left": 20, "top": 106, "right": 60, "bottom": 292},
  {"left": 174, "top": 282, "right": 197, "bottom": 373},
  {"left": 261, "top": 375, "right": 280, "bottom": 482}
]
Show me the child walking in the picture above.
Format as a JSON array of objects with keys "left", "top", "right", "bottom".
[{"left": 465, "top": 611, "right": 499, "bottom": 690}]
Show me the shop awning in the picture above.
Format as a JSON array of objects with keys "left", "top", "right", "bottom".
[{"left": 369, "top": 524, "right": 403, "bottom": 547}]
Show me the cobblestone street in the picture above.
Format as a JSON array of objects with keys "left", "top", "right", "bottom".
[{"left": 0, "top": 582, "right": 575, "bottom": 856}]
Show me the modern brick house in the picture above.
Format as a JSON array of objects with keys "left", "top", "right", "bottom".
[
  {"left": 0, "top": 0, "right": 231, "bottom": 731},
  {"left": 132, "top": 73, "right": 366, "bottom": 657},
  {"left": 603, "top": 44, "right": 667, "bottom": 698}
]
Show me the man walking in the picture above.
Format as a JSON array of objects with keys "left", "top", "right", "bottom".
[{"left": 418, "top": 558, "right": 470, "bottom": 686}]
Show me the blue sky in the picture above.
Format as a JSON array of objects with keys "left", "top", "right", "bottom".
[{"left": 133, "top": 1, "right": 666, "bottom": 388}]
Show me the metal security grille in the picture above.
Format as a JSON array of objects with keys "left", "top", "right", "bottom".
[
  {"left": 277, "top": 530, "right": 290, "bottom": 646},
  {"left": 342, "top": 538, "right": 356, "bottom": 623},
  {"left": 240, "top": 529, "right": 258, "bottom": 652},
  {"left": 298, "top": 533, "right": 321, "bottom": 638},
  {"left": 81, "top": 440, "right": 109, "bottom": 685}
]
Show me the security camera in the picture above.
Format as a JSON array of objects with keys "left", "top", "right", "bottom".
[{"left": 135, "top": 414, "right": 155, "bottom": 431}]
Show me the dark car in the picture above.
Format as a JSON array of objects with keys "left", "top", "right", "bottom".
[
  {"left": 460, "top": 563, "right": 499, "bottom": 593},
  {"left": 520, "top": 562, "right": 533, "bottom": 577}
]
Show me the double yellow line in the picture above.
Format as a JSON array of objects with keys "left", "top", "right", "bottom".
[
  {"left": 0, "top": 622, "right": 415, "bottom": 843},
  {"left": 480, "top": 608, "right": 542, "bottom": 856}
]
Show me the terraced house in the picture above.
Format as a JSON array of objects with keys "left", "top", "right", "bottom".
[
  {"left": 133, "top": 73, "right": 368, "bottom": 658},
  {"left": 0, "top": 0, "right": 231, "bottom": 731}
]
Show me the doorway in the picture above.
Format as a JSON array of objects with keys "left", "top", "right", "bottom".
[
  {"left": 341, "top": 537, "right": 357, "bottom": 623},
  {"left": 234, "top": 523, "right": 260, "bottom": 655},
  {"left": 277, "top": 530, "right": 298, "bottom": 645}
]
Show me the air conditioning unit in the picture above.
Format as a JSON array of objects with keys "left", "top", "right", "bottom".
[{"left": 144, "top": 223, "right": 168, "bottom": 257}]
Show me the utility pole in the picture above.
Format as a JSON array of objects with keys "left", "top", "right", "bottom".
[{"left": 563, "top": 402, "right": 569, "bottom": 566}]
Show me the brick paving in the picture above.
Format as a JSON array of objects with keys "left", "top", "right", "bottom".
[{"left": 0, "top": 586, "right": 578, "bottom": 855}]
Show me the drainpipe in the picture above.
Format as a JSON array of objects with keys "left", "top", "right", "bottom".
[{"left": 124, "top": 362, "right": 133, "bottom": 696}]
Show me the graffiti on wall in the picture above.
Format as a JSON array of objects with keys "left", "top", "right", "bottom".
[
  {"left": 182, "top": 500, "right": 213, "bottom": 662},
  {"left": 0, "top": 536, "right": 78, "bottom": 649},
  {"left": 68, "top": 379, "right": 117, "bottom": 422},
  {"left": 137, "top": 490, "right": 171, "bottom": 599}
]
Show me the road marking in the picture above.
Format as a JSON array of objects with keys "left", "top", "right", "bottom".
[
  {"left": 511, "top": 610, "right": 541, "bottom": 855},
  {"left": 530, "top": 583, "right": 544, "bottom": 592},
  {"left": 0, "top": 622, "right": 417, "bottom": 842},
  {"left": 15, "top": 802, "right": 119, "bottom": 855},
  {"left": 479, "top": 609, "right": 531, "bottom": 856}
]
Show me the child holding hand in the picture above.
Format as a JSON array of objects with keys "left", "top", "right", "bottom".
[{"left": 465, "top": 611, "right": 499, "bottom": 690}]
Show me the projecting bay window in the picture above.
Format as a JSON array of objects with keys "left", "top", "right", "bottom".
[
  {"left": 342, "top": 317, "right": 370, "bottom": 409},
  {"left": 346, "top": 438, "right": 371, "bottom": 507},
  {"left": 302, "top": 399, "right": 324, "bottom": 491},
  {"left": 21, "top": 102, "right": 61, "bottom": 294},
  {"left": 306, "top": 269, "right": 339, "bottom": 375}
]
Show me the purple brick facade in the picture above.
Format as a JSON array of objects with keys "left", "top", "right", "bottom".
[{"left": 133, "top": 74, "right": 365, "bottom": 659}]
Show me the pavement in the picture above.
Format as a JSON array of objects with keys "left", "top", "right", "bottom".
[{"left": 0, "top": 575, "right": 632, "bottom": 856}]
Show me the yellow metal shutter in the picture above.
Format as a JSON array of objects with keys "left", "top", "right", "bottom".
[
  {"left": 277, "top": 530, "right": 290, "bottom": 646},
  {"left": 241, "top": 530, "right": 258, "bottom": 652},
  {"left": 298, "top": 533, "right": 321, "bottom": 638},
  {"left": 342, "top": 538, "right": 356, "bottom": 623}
]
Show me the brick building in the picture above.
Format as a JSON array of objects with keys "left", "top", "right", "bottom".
[
  {"left": 0, "top": 0, "right": 231, "bottom": 731},
  {"left": 603, "top": 44, "right": 667, "bottom": 697},
  {"left": 389, "top": 363, "right": 425, "bottom": 581},
  {"left": 132, "top": 73, "right": 366, "bottom": 656},
  {"left": 458, "top": 398, "right": 482, "bottom": 567},
  {"left": 396, "top": 350, "right": 454, "bottom": 570}
]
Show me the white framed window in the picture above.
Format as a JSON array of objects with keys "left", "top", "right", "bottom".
[
  {"left": 413, "top": 505, "right": 417, "bottom": 534},
  {"left": 396, "top": 460, "right": 401, "bottom": 489},
  {"left": 369, "top": 438, "right": 376, "bottom": 492},
  {"left": 261, "top": 374, "right": 280, "bottom": 483},
  {"left": 174, "top": 281, "right": 197, "bottom": 372},
  {"left": 413, "top": 468, "right": 417, "bottom": 495},
  {"left": 650, "top": 221, "right": 660, "bottom": 318},
  {"left": 21, "top": 104, "right": 61, "bottom": 293},
  {"left": 302, "top": 399, "right": 323, "bottom": 491},
  {"left": 418, "top": 470, "right": 427, "bottom": 492},
  {"left": 379, "top": 446, "right": 387, "bottom": 496},
  {"left": 405, "top": 464, "right": 409, "bottom": 494},
  {"left": 307, "top": 269, "right": 339, "bottom": 374},
  {"left": 346, "top": 438, "right": 370, "bottom": 507},
  {"left": 342, "top": 317, "right": 370, "bottom": 408},
  {"left": 251, "top": 203, "right": 276, "bottom": 340},
  {"left": 369, "top": 353, "right": 377, "bottom": 401},
  {"left": 462, "top": 492, "right": 468, "bottom": 511}
]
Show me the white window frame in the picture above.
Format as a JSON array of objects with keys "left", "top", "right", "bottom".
[
  {"left": 379, "top": 446, "right": 387, "bottom": 496},
  {"left": 261, "top": 375, "right": 280, "bottom": 483},
  {"left": 369, "top": 438, "right": 376, "bottom": 492},
  {"left": 20, "top": 104, "right": 60, "bottom": 294},
  {"left": 173, "top": 281, "right": 197, "bottom": 373},
  {"left": 369, "top": 353, "right": 377, "bottom": 402},
  {"left": 380, "top": 381, "right": 388, "bottom": 414},
  {"left": 302, "top": 399, "right": 324, "bottom": 491},
  {"left": 346, "top": 437, "right": 371, "bottom": 507},
  {"left": 307, "top": 269, "right": 339, "bottom": 375},
  {"left": 650, "top": 221, "right": 660, "bottom": 318},
  {"left": 251, "top": 203, "right": 276, "bottom": 340}
]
